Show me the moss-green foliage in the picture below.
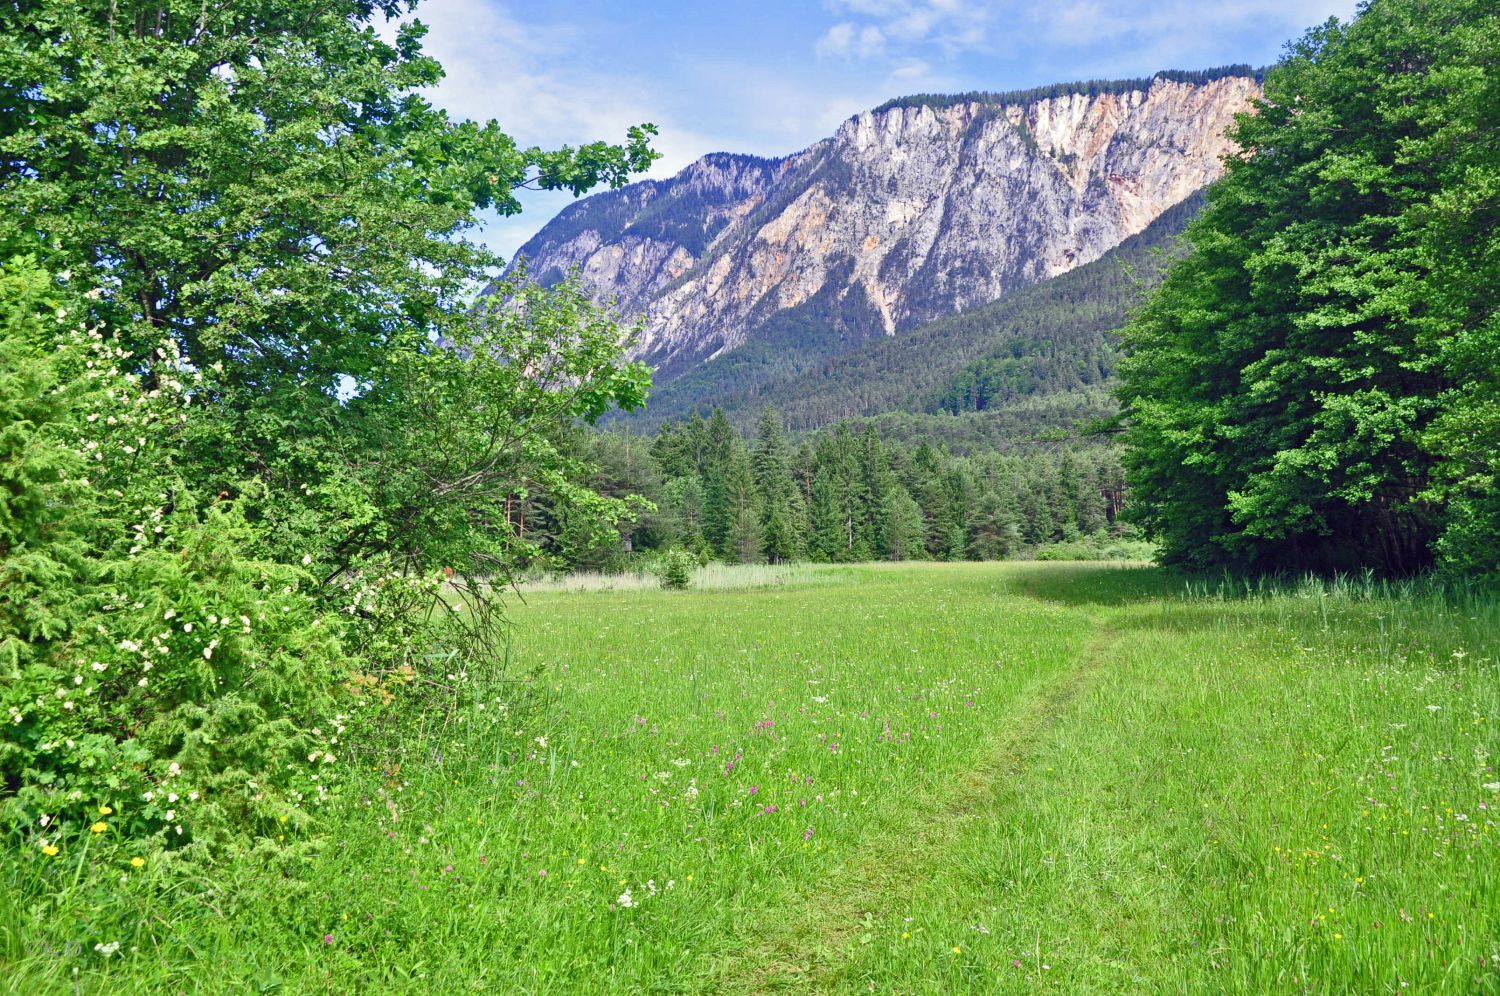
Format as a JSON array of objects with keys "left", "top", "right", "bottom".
[
  {"left": 1119, "top": 0, "right": 1500, "bottom": 576},
  {"left": 1, "top": 258, "right": 346, "bottom": 852},
  {"left": 573, "top": 411, "right": 1131, "bottom": 568},
  {"left": 655, "top": 549, "right": 696, "bottom": 590},
  {"left": 1416, "top": 7, "right": 1500, "bottom": 578}
]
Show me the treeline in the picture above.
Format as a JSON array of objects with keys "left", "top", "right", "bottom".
[
  {"left": 526, "top": 410, "right": 1136, "bottom": 570},
  {"left": 875, "top": 66, "right": 1263, "bottom": 114}
]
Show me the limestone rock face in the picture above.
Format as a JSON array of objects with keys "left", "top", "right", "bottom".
[{"left": 500, "top": 74, "right": 1260, "bottom": 382}]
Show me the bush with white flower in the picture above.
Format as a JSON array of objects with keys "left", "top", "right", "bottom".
[
  {"left": 1, "top": 256, "right": 351, "bottom": 853},
  {"left": 2, "top": 251, "right": 646, "bottom": 860}
]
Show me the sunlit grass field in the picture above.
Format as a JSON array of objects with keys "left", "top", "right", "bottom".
[{"left": 4, "top": 562, "right": 1497, "bottom": 993}]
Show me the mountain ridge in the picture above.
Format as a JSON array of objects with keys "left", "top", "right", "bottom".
[
  {"left": 496, "top": 68, "right": 1259, "bottom": 413},
  {"left": 619, "top": 190, "right": 1204, "bottom": 435}
]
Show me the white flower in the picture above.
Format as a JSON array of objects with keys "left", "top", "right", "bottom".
[
  {"left": 670, "top": 757, "right": 691, "bottom": 767},
  {"left": 535, "top": 735, "right": 548, "bottom": 749},
  {"left": 1484, "top": 782, "right": 1500, "bottom": 793},
  {"left": 167, "top": 792, "right": 178, "bottom": 804},
  {"left": 94, "top": 941, "right": 121, "bottom": 957},
  {"left": 167, "top": 762, "right": 181, "bottom": 777},
  {"left": 616, "top": 888, "right": 635, "bottom": 908},
  {"left": 91, "top": 661, "right": 108, "bottom": 672},
  {"left": 183, "top": 622, "right": 193, "bottom": 633},
  {"left": 165, "top": 809, "right": 176, "bottom": 821},
  {"left": 301, "top": 554, "right": 312, "bottom": 566},
  {"left": 1426, "top": 705, "right": 1441, "bottom": 712}
]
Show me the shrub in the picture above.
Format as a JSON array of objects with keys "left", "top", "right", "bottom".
[
  {"left": 1, "top": 257, "right": 648, "bottom": 859},
  {"left": 1, "top": 260, "right": 356, "bottom": 854},
  {"left": 658, "top": 549, "right": 696, "bottom": 590}
]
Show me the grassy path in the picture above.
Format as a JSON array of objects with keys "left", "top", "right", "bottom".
[{"left": 724, "top": 615, "right": 1122, "bottom": 992}]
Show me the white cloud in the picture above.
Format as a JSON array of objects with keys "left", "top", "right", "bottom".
[
  {"left": 381, "top": 0, "right": 739, "bottom": 257},
  {"left": 818, "top": 21, "right": 889, "bottom": 58},
  {"left": 820, "top": 0, "right": 993, "bottom": 57},
  {"left": 1017, "top": 0, "right": 1357, "bottom": 79}
]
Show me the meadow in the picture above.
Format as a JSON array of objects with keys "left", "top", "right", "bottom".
[{"left": 3, "top": 562, "right": 1497, "bottom": 993}]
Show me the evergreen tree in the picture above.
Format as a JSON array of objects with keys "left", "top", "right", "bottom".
[
  {"left": 730, "top": 506, "right": 764, "bottom": 564},
  {"left": 884, "top": 487, "right": 926, "bottom": 561},
  {"left": 701, "top": 409, "right": 736, "bottom": 555},
  {"left": 753, "top": 408, "right": 799, "bottom": 563}
]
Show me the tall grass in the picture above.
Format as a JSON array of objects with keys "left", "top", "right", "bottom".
[{"left": 516, "top": 560, "right": 831, "bottom": 593}]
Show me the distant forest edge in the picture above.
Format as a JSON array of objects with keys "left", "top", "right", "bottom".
[
  {"left": 535, "top": 411, "right": 1143, "bottom": 574},
  {"left": 874, "top": 66, "right": 1265, "bottom": 113}
]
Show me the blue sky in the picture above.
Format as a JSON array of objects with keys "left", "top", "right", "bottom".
[{"left": 395, "top": 0, "right": 1362, "bottom": 260}]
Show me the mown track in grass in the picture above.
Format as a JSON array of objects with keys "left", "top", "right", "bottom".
[{"left": 722, "top": 617, "right": 1124, "bottom": 993}]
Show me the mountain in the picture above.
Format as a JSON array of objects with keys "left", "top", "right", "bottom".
[
  {"left": 498, "top": 68, "right": 1260, "bottom": 399},
  {"left": 640, "top": 192, "right": 1204, "bottom": 434}
]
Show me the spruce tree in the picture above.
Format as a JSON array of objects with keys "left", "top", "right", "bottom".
[{"left": 753, "top": 408, "right": 799, "bottom": 563}]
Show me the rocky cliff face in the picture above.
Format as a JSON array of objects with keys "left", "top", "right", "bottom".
[{"left": 501, "top": 72, "right": 1260, "bottom": 382}]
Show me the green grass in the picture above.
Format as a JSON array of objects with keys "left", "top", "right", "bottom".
[{"left": 4, "top": 563, "right": 1497, "bottom": 993}]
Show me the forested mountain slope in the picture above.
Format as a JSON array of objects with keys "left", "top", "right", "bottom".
[
  {"left": 628, "top": 193, "right": 1202, "bottom": 432},
  {"left": 498, "top": 70, "right": 1259, "bottom": 386}
]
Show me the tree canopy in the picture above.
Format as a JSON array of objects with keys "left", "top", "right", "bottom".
[{"left": 1118, "top": 0, "right": 1499, "bottom": 577}]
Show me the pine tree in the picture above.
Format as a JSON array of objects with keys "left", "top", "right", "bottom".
[
  {"left": 884, "top": 487, "right": 926, "bottom": 561},
  {"left": 753, "top": 407, "right": 799, "bottom": 563},
  {"left": 701, "top": 409, "right": 736, "bottom": 556}
]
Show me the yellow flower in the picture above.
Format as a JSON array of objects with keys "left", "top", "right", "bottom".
[
  {"left": 91, "top": 822, "right": 108, "bottom": 834},
  {"left": 952, "top": 946, "right": 962, "bottom": 954},
  {"left": 99, "top": 805, "right": 113, "bottom": 816},
  {"left": 578, "top": 858, "right": 586, "bottom": 865},
  {"left": 42, "top": 844, "right": 59, "bottom": 856},
  {"left": 902, "top": 932, "right": 910, "bottom": 939},
  {"left": 130, "top": 857, "right": 145, "bottom": 868}
]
